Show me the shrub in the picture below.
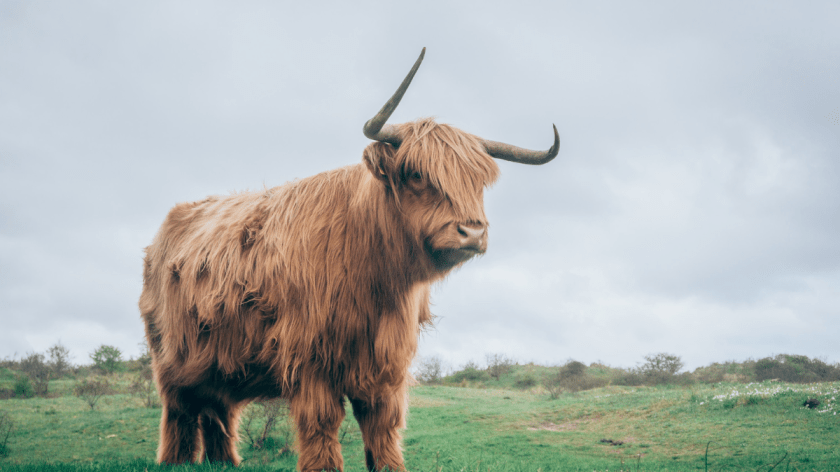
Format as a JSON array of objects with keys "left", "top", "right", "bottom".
[
  {"left": 545, "top": 360, "right": 608, "bottom": 398},
  {"left": 415, "top": 356, "right": 445, "bottom": 384},
  {"left": 90, "top": 345, "right": 123, "bottom": 375},
  {"left": 128, "top": 341, "right": 159, "bottom": 408},
  {"left": 672, "top": 371, "right": 697, "bottom": 386},
  {"left": 694, "top": 363, "right": 726, "bottom": 383},
  {"left": 449, "top": 361, "right": 490, "bottom": 384},
  {"left": 0, "top": 356, "right": 18, "bottom": 370},
  {"left": 241, "top": 398, "right": 293, "bottom": 453},
  {"left": 754, "top": 357, "right": 783, "bottom": 381},
  {"left": 47, "top": 342, "right": 72, "bottom": 379},
  {"left": 612, "top": 368, "right": 645, "bottom": 386},
  {"left": 486, "top": 354, "right": 515, "bottom": 381},
  {"left": 129, "top": 370, "right": 159, "bottom": 408},
  {"left": 561, "top": 360, "right": 587, "bottom": 377},
  {"left": 19, "top": 352, "right": 50, "bottom": 396},
  {"left": 692, "top": 360, "right": 755, "bottom": 383},
  {"left": 638, "top": 353, "right": 684, "bottom": 385},
  {"left": 753, "top": 354, "right": 840, "bottom": 383},
  {"left": 0, "top": 410, "right": 13, "bottom": 457},
  {"left": 71, "top": 365, "right": 93, "bottom": 378},
  {"left": 513, "top": 370, "right": 537, "bottom": 389},
  {"left": 613, "top": 352, "right": 684, "bottom": 386},
  {"left": 13, "top": 376, "right": 34, "bottom": 399},
  {"left": 74, "top": 377, "right": 113, "bottom": 410},
  {"left": 807, "top": 357, "right": 840, "bottom": 380},
  {"left": 544, "top": 372, "right": 563, "bottom": 399},
  {"left": 124, "top": 341, "right": 153, "bottom": 372}
]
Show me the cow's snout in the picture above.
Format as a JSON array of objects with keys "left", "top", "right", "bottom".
[{"left": 456, "top": 223, "right": 487, "bottom": 253}]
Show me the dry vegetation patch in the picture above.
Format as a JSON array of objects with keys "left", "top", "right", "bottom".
[
  {"left": 527, "top": 413, "right": 602, "bottom": 433},
  {"left": 528, "top": 419, "right": 585, "bottom": 432},
  {"left": 408, "top": 396, "right": 453, "bottom": 408}
]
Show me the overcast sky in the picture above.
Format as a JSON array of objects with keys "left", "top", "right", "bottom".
[{"left": 1, "top": 1, "right": 838, "bottom": 372}]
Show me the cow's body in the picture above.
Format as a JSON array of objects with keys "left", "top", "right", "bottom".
[
  {"left": 141, "top": 50, "right": 558, "bottom": 472},
  {"left": 141, "top": 160, "right": 435, "bottom": 469}
]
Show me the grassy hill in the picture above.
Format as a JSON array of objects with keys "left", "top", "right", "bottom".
[{"left": 2, "top": 378, "right": 839, "bottom": 471}]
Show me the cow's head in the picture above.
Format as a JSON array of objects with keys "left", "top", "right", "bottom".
[{"left": 362, "top": 48, "right": 559, "bottom": 274}]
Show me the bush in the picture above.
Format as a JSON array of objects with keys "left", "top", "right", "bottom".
[
  {"left": 129, "top": 342, "right": 159, "bottom": 408},
  {"left": 636, "top": 353, "right": 684, "bottom": 385},
  {"left": 694, "top": 363, "right": 726, "bottom": 383},
  {"left": 807, "top": 357, "right": 840, "bottom": 380},
  {"left": 754, "top": 357, "right": 782, "bottom": 382},
  {"left": 449, "top": 361, "right": 490, "bottom": 384},
  {"left": 129, "top": 370, "right": 159, "bottom": 408},
  {"left": 486, "top": 354, "right": 515, "bottom": 381},
  {"left": 0, "top": 357, "right": 18, "bottom": 370},
  {"left": 513, "top": 370, "right": 538, "bottom": 389},
  {"left": 90, "top": 345, "right": 123, "bottom": 375},
  {"left": 415, "top": 356, "right": 445, "bottom": 384},
  {"left": 612, "top": 368, "right": 645, "bottom": 386},
  {"left": 47, "top": 342, "right": 72, "bottom": 379},
  {"left": 124, "top": 341, "right": 153, "bottom": 372},
  {"left": 13, "top": 376, "right": 34, "bottom": 399},
  {"left": 74, "top": 377, "right": 113, "bottom": 410},
  {"left": 561, "top": 360, "right": 587, "bottom": 377},
  {"left": 19, "top": 352, "right": 50, "bottom": 396},
  {"left": 0, "top": 411, "right": 13, "bottom": 457},
  {"left": 545, "top": 360, "right": 608, "bottom": 398},
  {"left": 672, "top": 371, "right": 697, "bottom": 386},
  {"left": 692, "top": 360, "right": 756, "bottom": 383},
  {"left": 545, "top": 371, "right": 563, "bottom": 399},
  {"left": 241, "top": 398, "right": 293, "bottom": 453},
  {"left": 71, "top": 364, "right": 94, "bottom": 378},
  {"left": 752, "top": 354, "right": 840, "bottom": 383}
]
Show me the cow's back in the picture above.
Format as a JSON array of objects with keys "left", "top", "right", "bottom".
[{"left": 140, "top": 165, "right": 372, "bottom": 391}]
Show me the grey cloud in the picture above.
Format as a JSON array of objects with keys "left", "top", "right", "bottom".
[{"left": 1, "top": 1, "right": 838, "bottom": 370}]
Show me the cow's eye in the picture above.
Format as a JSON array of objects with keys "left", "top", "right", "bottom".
[{"left": 410, "top": 171, "right": 422, "bottom": 181}]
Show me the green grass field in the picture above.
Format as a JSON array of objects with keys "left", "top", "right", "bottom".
[{"left": 1, "top": 377, "right": 838, "bottom": 471}]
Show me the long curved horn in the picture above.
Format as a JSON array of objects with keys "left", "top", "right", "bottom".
[
  {"left": 481, "top": 124, "right": 560, "bottom": 165},
  {"left": 363, "top": 48, "right": 426, "bottom": 146}
]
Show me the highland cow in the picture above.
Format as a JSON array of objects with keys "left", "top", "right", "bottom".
[{"left": 139, "top": 48, "right": 558, "bottom": 472}]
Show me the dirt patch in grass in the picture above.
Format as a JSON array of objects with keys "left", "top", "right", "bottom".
[
  {"left": 408, "top": 396, "right": 453, "bottom": 408},
  {"left": 528, "top": 414, "right": 602, "bottom": 432},
  {"left": 528, "top": 421, "right": 581, "bottom": 432}
]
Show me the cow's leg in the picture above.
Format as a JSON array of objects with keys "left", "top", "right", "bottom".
[
  {"left": 157, "top": 389, "right": 202, "bottom": 464},
  {"left": 199, "top": 400, "right": 242, "bottom": 465},
  {"left": 350, "top": 383, "right": 408, "bottom": 472},
  {"left": 290, "top": 379, "right": 346, "bottom": 472}
]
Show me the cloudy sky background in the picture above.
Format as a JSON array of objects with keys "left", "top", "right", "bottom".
[{"left": 1, "top": 1, "right": 838, "bottom": 371}]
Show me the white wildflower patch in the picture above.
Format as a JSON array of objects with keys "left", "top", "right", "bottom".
[{"left": 711, "top": 382, "right": 840, "bottom": 414}]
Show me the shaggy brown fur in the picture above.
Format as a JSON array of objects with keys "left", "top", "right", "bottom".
[{"left": 140, "top": 119, "right": 500, "bottom": 471}]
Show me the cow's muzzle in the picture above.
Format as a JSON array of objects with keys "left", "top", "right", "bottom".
[
  {"left": 429, "top": 222, "right": 487, "bottom": 271},
  {"left": 456, "top": 223, "right": 487, "bottom": 254}
]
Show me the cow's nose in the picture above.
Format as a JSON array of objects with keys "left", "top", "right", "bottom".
[{"left": 457, "top": 224, "right": 486, "bottom": 251}]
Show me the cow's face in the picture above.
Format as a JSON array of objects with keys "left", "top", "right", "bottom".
[{"left": 363, "top": 120, "right": 500, "bottom": 273}]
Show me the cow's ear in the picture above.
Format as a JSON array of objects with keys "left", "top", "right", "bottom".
[{"left": 363, "top": 142, "right": 396, "bottom": 186}]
